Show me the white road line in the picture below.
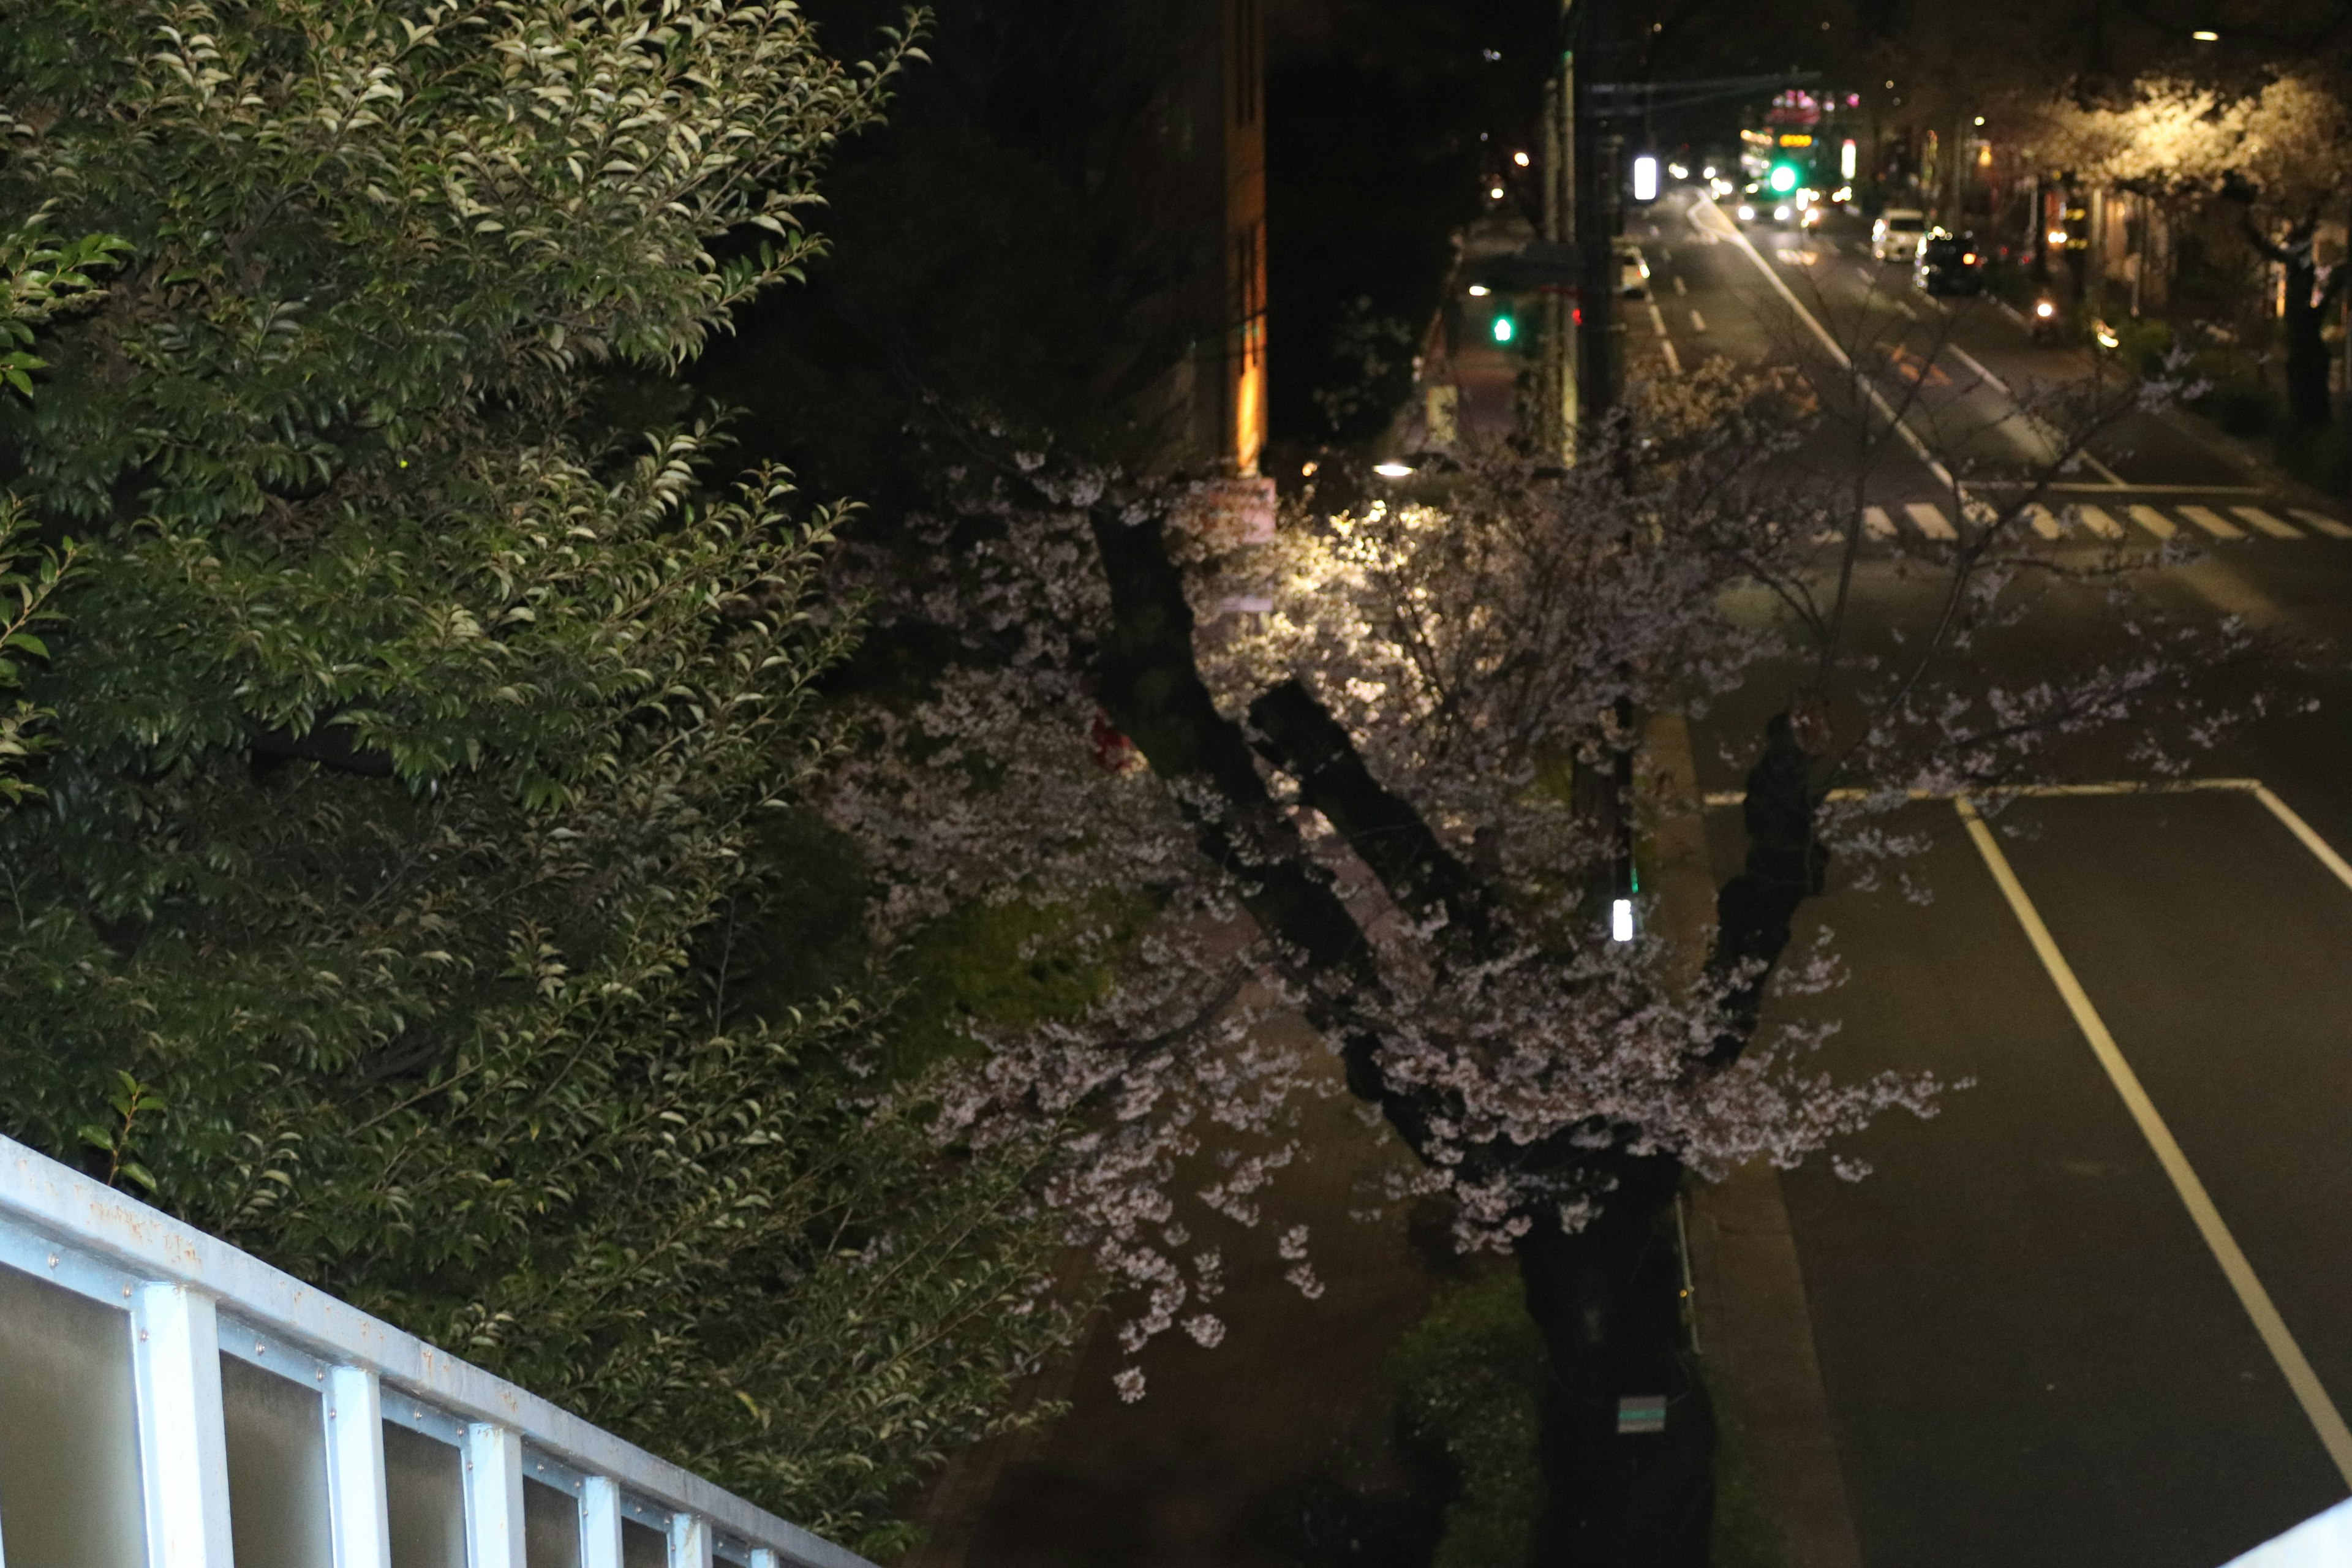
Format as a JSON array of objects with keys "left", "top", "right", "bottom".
[
  {"left": 2026, "top": 503, "right": 2065, "bottom": 539},
  {"left": 1700, "top": 198, "right": 1963, "bottom": 497},
  {"left": 1904, "top": 501, "right": 1958, "bottom": 540},
  {"left": 2231, "top": 507, "right": 2304, "bottom": 539},
  {"left": 1943, "top": 341, "right": 2011, "bottom": 394},
  {"left": 1674, "top": 274, "right": 1689, "bottom": 296},
  {"left": 2250, "top": 786, "right": 2352, "bottom": 896},
  {"left": 2292, "top": 509, "right": 2352, "bottom": 540},
  {"left": 2128, "top": 504, "right": 2179, "bottom": 540},
  {"left": 2076, "top": 448, "right": 2130, "bottom": 486},
  {"left": 1956, "top": 795, "right": 2352, "bottom": 1491},
  {"left": 2075, "top": 504, "right": 2127, "bottom": 539},
  {"left": 1649, "top": 301, "right": 1683, "bottom": 374},
  {"left": 1862, "top": 505, "right": 1897, "bottom": 538},
  {"left": 1893, "top": 300, "right": 1918, "bottom": 321},
  {"left": 1689, "top": 307, "right": 1709, "bottom": 333},
  {"left": 2179, "top": 504, "right": 2248, "bottom": 540},
  {"left": 1698, "top": 778, "right": 2266, "bottom": 807}
]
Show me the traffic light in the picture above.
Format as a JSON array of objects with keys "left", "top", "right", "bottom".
[
  {"left": 1491, "top": 309, "right": 1517, "bottom": 345},
  {"left": 1768, "top": 161, "right": 1800, "bottom": 194}
]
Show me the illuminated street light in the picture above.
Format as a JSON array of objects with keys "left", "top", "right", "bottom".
[
  {"left": 1632, "top": 155, "right": 1659, "bottom": 202},
  {"left": 1488, "top": 184, "right": 1506, "bottom": 200},
  {"left": 1610, "top": 899, "right": 1634, "bottom": 942},
  {"left": 2048, "top": 228, "right": 2068, "bottom": 245},
  {"left": 1373, "top": 461, "right": 1414, "bottom": 479},
  {"left": 2192, "top": 29, "right": 2219, "bottom": 41},
  {"left": 1513, "top": 149, "right": 1531, "bottom": 167},
  {"left": 1466, "top": 283, "right": 1491, "bottom": 296},
  {"left": 1973, "top": 115, "right": 1986, "bottom": 126}
]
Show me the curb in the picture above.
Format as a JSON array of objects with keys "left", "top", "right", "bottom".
[{"left": 1642, "top": 713, "right": 1867, "bottom": 1568}]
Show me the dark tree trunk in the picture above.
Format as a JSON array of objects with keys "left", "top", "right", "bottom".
[
  {"left": 1519, "top": 1155, "right": 1716, "bottom": 1567},
  {"left": 2242, "top": 213, "right": 2346, "bottom": 432}
]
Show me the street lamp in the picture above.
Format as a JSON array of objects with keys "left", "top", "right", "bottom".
[
  {"left": 2192, "top": 29, "right": 2219, "bottom": 42},
  {"left": 1373, "top": 461, "right": 1414, "bottom": 479}
]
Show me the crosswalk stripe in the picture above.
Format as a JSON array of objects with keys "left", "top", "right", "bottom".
[
  {"left": 2128, "top": 504, "right": 2178, "bottom": 540},
  {"left": 1862, "top": 506, "right": 1896, "bottom": 539},
  {"left": 2075, "top": 504, "right": 2126, "bottom": 540},
  {"left": 2291, "top": 508, "right": 2352, "bottom": 540},
  {"left": 2228, "top": 506, "right": 2302, "bottom": 538},
  {"left": 2025, "top": 503, "right": 2065, "bottom": 540},
  {"left": 1904, "top": 502, "right": 1958, "bottom": 540},
  {"left": 2178, "top": 505, "right": 2247, "bottom": 540}
]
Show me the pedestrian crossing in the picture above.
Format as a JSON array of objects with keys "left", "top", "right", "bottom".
[{"left": 1826, "top": 501, "right": 2352, "bottom": 545}]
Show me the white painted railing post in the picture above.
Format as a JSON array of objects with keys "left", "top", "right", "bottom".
[
  {"left": 668, "top": 1512, "right": 714, "bottom": 1568},
  {"left": 130, "top": 1281, "right": 235, "bottom": 1568},
  {"left": 750, "top": 1550, "right": 782, "bottom": 1568},
  {"left": 581, "top": 1476, "right": 625, "bottom": 1568},
  {"left": 324, "top": 1365, "right": 392, "bottom": 1568},
  {"left": 462, "top": 1423, "right": 527, "bottom": 1568}
]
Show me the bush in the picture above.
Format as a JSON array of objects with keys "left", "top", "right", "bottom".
[{"left": 1387, "top": 1267, "right": 1547, "bottom": 1568}]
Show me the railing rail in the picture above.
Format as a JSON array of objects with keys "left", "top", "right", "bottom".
[{"left": 0, "top": 1132, "right": 875, "bottom": 1568}]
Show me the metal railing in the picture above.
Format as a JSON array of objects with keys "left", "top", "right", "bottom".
[{"left": 0, "top": 1132, "right": 876, "bottom": 1568}]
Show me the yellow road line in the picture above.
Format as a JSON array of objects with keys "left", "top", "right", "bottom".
[{"left": 1956, "top": 796, "right": 2352, "bottom": 1489}]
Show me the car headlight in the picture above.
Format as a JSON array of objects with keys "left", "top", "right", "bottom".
[
  {"left": 1736, "top": 205, "right": 1755, "bottom": 220},
  {"left": 1774, "top": 205, "right": 1792, "bottom": 221}
]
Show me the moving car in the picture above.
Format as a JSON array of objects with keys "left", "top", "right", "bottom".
[
  {"left": 1913, "top": 230, "right": 1985, "bottom": 296},
  {"left": 1733, "top": 183, "right": 1796, "bottom": 228},
  {"left": 1615, "top": 238, "right": 1651, "bottom": 297},
  {"left": 1871, "top": 208, "right": 1928, "bottom": 262}
]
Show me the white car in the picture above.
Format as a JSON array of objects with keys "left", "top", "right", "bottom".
[
  {"left": 1872, "top": 209, "right": 1928, "bottom": 262},
  {"left": 1615, "top": 240, "right": 1651, "bottom": 298}
]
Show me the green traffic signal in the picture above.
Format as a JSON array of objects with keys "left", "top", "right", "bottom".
[
  {"left": 1768, "top": 162, "right": 1799, "bottom": 194},
  {"left": 1491, "top": 313, "right": 1516, "bottom": 344}
]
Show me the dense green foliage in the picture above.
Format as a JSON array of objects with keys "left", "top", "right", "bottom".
[
  {"left": 1387, "top": 1268, "right": 1547, "bottom": 1568},
  {"left": 0, "top": 0, "right": 1077, "bottom": 1546}
]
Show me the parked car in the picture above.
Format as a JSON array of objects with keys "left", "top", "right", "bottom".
[
  {"left": 1871, "top": 208, "right": 1928, "bottom": 262},
  {"left": 1914, "top": 230, "right": 1985, "bottom": 296},
  {"left": 1615, "top": 238, "right": 1651, "bottom": 297}
]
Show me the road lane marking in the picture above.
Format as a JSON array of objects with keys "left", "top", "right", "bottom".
[
  {"left": 1943, "top": 341, "right": 2011, "bottom": 394},
  {"left": 2076, "top": 448, "right": 2130, "bottom": 486},
  {"left": 1862, "top": 506, "right": 1896, "bottom": 538},
  {"left": 2179, "top": 505, "right": 2248, "bottom": 540},
  {"left": 2249, "top": 786, "right": 2352, "bottom": 896},
  {"left": 1698, "top": 778, "right": 2266, "bottom": 807},
  {"left": 2128, "top": 504, "right": 2179, "bottom": 540},
  {"left": 2291, "top": 509, "right": 2352, "bottom": 540},
  {"left": 1698, "top": 197, "right": 1962, "bottom": 496},
  {"left": 1956, "top": 795, "right": 2352, "bottom": 1490},
  {"left": 2075, "top": 504, "right": 2127, "bottom": 539},
  {"left": 1904, "top": 502, "right": 1958, "bottom": 540},
  {"left": 2231, "top": 507, "right": 2303, "bottom": 539},
  {"left": 1649, "top": 300, "right": 1683, "bottom": 375},
  {"left": 2026, "top": 503, "right": 2065, "bottom": 539},
  {"left": 1674, "top": 274, "right": 1689, "bottom": 296},
  {"left": 1689, "top": 307, "right": 1708, "bottom": 333}
]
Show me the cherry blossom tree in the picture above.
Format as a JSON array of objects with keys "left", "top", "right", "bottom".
[
  {"left": 815, "top": 325, "right": 2269, "bottom": 1558},
  {"left": 2030, "top": 71, "right": 2352, "bottom": 424}
]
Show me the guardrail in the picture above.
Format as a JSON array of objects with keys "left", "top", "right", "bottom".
[{"left": 0, "top": 1132, "right": 876, "bottom": 1568}]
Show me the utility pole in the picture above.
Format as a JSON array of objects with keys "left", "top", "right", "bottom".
[
  {"left": 1574, "top": 4, "right": 1621, "bottom": 442},
  {"left": 1543, "top": 4, "right": 1577, "bottom": 462}
]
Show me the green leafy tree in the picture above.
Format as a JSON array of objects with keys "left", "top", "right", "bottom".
[{"left": 0, "top": 0, "right": 1076, "bottom": 1547}]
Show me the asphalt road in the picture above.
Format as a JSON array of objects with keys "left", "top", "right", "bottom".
[{"left": 1641, "top": 189, "right": 2352, "bottom": 1563}]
